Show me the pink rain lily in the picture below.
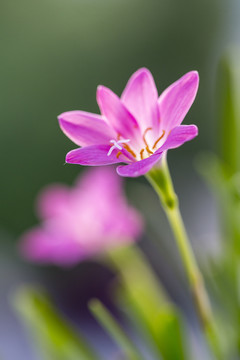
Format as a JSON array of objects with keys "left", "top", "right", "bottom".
[
  {"left": 20, "top": 167, "right": 143, "bottom": 266},
  {"left": 58, "top": 68, "right": 199, "bottom": 177}
]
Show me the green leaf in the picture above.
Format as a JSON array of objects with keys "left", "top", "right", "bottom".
[
  {"left": 89, "top": 299, "right": 143, "bottom": 360},
  {"left": 108, "top": 245, "right": 186, "bottom": 360},
  {"left": 156, "top": 306, "right": 186, "bottom": 360},
  {"left": 13, "top": 286, "right": 99, "bottom": 360},
  {"left": 216, "top": 50, "right": 240, "bottom": 174},
  {"left": 196, "top": 153, "right": 240, "bottom": 357},
  {"left": 196, "top": 152, "right": 240, "bottom": 254}
]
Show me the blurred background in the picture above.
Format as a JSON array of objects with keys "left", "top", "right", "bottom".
[{"left": 1, "top": 0, "right": 240, "bottom": 359}]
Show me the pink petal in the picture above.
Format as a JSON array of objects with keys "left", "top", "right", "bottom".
[
  {"left": 117, "top": 153, "right": 162, "bottom": 177},
  {"left": 157, "top": 125, "right": 198, "bottom": 153},
  {"left": 121, "top": 68, "right": 159, "bottom": 132},
  {"left": 97, "top": 85, "right": 141, "bottom": 142},
  {"left": 76, "top": 166, "right": 124, "bottom": 199},
  {"left": 58, "top": 110, "right": 116, "bottom": 146},
  {"left": 158, "top": 71, "right": 199, "bottom": 132},
  {"left": 37, "top": 185, "right": 70, "bottom": 220},
  {"left": 20, "top": 228, "right": 84, "bottom": 266},
  {"left": 66, "top": 144, "right": 129, "bottom": 166}
]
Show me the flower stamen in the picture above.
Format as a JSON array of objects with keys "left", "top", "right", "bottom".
[
  {"left": 145, "top": 147, "right": 153, "bottom": 155},
  {"left": 142, "top": 127, "right": 154, "bottom": 155},
  {"left": 123, "top": 143, "right": 137, "bottom": 158},
  {"left": 143, "top": 127, "right": 152, "bottom": 146},
  {"left": 117, "top": 133, "right": 137, "bottom": 158},
  {"left": 140, "top": 149, "right": 145, "bottom": 160},
  {"left": 153, "top": 130, "right": 166, "bottom": 149},
  {"left": 116, "top": 151, "right": 122, "bottom": 159}
]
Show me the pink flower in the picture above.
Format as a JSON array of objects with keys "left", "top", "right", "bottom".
[
  {"left": 58, "top": 68, "right": 199, "bottom": 177},
  {"left": 20, "top": 167, "right": 143, "bottom": 266}
]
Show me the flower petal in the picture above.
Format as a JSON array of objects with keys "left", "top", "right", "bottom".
[
  {"left": 121, "top": 68, "right": 159, "bottom": 132},
  {"left": 37, "top": 185, "right": 70, "bottom": 220},
  {"left": 158, "top": 71, "right": 199, "bottom": 132},
  {"left": 58, "top": 110, "right": 116, "bottom": 146},
  {"left": 66, "top": 144, "right": 129, "bottom": 166},
  {"left": 97, "top": 85, "right": 141, "bottom": 142},
  {"left": 117, "top": 153, "right": 162, "bottom": 177},
  {"left": 20, "top": 227, "right": 84, "bottom": 265},
  {"left": 157, "top": 125, "right": 198, "bottom": 153}
]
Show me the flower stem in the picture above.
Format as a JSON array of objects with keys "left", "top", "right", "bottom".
[{"left": 146, "top": 155, "right": 222, "bottom": 359}]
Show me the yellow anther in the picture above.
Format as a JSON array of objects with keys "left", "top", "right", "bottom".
[
  {"left": 116, "top": 133, "right": 136, "bottom": 158},
  {"left": 140, "top": 149, "right": 145, "bottom": 160},
  {"left": 143, "top": 127, "right": 152, "bottom": 146},
  {"left": 123, "top": 143, "right": 137, "bottom": 158},
  {"left": 153, "top": 130, "right": 165, "bottom": 149},
  {"left": 145, "top": 146, "right": 153, "bottom": 155},
  {"left": 142, "top": 127, "right": 154, "bottom": 155}
]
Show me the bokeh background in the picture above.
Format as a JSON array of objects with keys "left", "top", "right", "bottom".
[{"left": 1, "top": 0, "right": 240, "bottom": 359}]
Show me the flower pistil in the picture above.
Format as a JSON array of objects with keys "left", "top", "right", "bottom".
[{"left": 107, "top": 138, "right": 130, "bottom": 156}]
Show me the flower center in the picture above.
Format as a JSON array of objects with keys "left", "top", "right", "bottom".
[{"left": 107, "top": 128, "right": 166, "bottom": 161}]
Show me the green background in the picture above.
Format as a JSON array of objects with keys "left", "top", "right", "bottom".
[
  {"left": 0, "top": 1, "right": 238, "bottom": 358},
  {"left": 0, "top": 0, "right": 227, "bottom": 235}
]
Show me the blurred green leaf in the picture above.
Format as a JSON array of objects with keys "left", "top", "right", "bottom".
[
  {"left": 89, "top": 299, "right": 143, "bottom": 360},
  {"left": 203, "top": 254, "right": 240, "bottom": 359},
  {"left": 156, "top": 306, "right": 186, "bottom": 360},
  {"left": 196, "top": 154, "right": 240, "bottom": 358},
  {"left": 13, "top": 286, "right": 98, "bottom": 360},
  {"left": 204, "top": 49, "right": 240, "bottom": 358},
  {"left": 216, "top": 50, "right": 240, "bottom": 174},
  {"left": 196, "top": 152, "right": 240, "bottom": 253},
  {"left": 109, "top": 245, "right": 186, "bottom": 360}
]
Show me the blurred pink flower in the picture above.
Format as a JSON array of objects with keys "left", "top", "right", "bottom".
[
  {"left": 20, "top": 167, "right": 143, "bottom": 266},
  {"left": 58, "top": 68, "right": 199, "bottom": 177}
]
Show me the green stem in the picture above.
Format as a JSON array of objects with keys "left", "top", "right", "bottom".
[
  {"left": 89, "top": 299, "right": 143, "bottom": 360},
  {"left": 146, "top": 155, "right": 222, "bottom": 359}
]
